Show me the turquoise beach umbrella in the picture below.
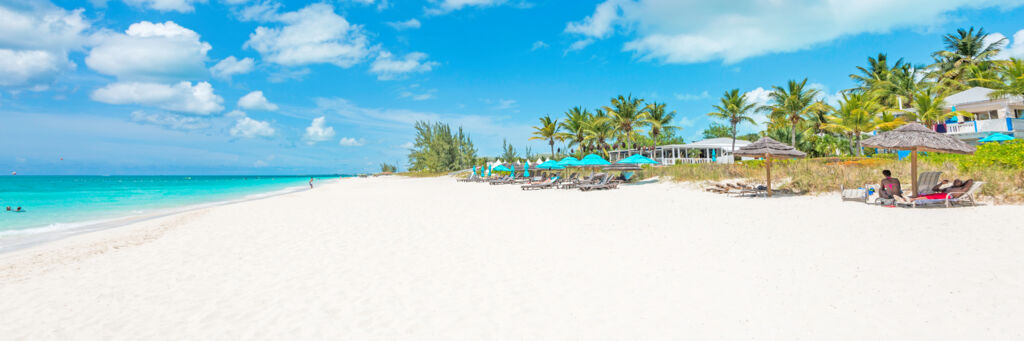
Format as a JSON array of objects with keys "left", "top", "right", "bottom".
[
  {"left": 579, "top": 154, "right": 611, "bottom": 166},
  {"left": 524, "top": 161, "right": 530, "bottom": 177},
  {"left": 472, "top": 166, "right": 476, "bottom": 176},
  {"left": 617, "top": 154, "right": 659, "bottom": 165},
  {"left": 537, "top": 160, "right": 565, "bottom": 170},
  {"left": 557, "top": 156, "right": 581, "bottom": 167},
  {"left": 493, "top": 165, "right": 511, "bottom": 172},
  {"left": 487, "top": 166, "right": 491, "bottom": 177},
  {"left": 979, "top": 133, "right": 1014, "bottom": 143},
  {"left": 711, "top": 149, "right": 717, "bottom": 162},
  {"left": 511, "top": 164, "right": 516, "bottom": 179}
]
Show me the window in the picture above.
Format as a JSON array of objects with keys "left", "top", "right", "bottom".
[
  {"left": 1015, "top": 109, "right": 1023, "bottom": 119},
  {"left": 990, "top": 110, "right": 999, "bottom": 119}
]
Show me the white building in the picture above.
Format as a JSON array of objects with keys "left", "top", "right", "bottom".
[
  {"left": 940, "top": 87, "right": 1024, "bottom": 142},
  {"left": 608, "top": 137, "right": 752, "bottom": 165}
]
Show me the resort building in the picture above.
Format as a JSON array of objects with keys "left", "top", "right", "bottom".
[
  {"left": 608, "top": 137, "right": 752, "bottom": 165},
  {"left": 938, "top": 87, "right": 1024, "bottom": 142}
]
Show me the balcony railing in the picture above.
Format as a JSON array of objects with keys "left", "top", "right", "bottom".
[{"left": 944, "top": 118, "right": 1024, "bottom": 134}]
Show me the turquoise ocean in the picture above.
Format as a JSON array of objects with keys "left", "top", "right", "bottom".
[{"left": 0, "top": 176, "right": 339, "bottom": 244}]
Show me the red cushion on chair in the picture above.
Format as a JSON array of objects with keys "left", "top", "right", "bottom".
[{"left": 921, "top": 193, "right": 950, "bottom": 200}]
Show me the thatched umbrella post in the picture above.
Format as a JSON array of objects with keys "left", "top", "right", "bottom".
[
  {"left": 861, "top": 123, "right": 975, "bottom": 197},
  {"left": 734, "top": 137, "right": 805, "bottom": 197}
]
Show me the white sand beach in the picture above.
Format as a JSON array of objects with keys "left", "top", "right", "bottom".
[{"left": 2, "top": 176, "right": 1023, "bottom": 339}]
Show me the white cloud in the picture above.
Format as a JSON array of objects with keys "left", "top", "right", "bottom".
[
  {"left": 0, "top": 49, "right": 73, "bottom": 87},
  {"left": 531, "top": 40, "right": 549, "bottom": 51},
  {"left": 234, "top": 0, "right": 281, "bottom": 21},
  {"left": 565, "top": 39, "right": 594, "bottom": 53},
  {"left": 267, "top": 67, "right": 310, "bottom": 83},
  {"left": 369, "top": 51, "right": 439, "bottom": 80},
  {"left": 130, "top": 110, "right": 209, "bottom": 130},
  {"left": 210, "top": 56, "right": 255, "bottom": 80},
  {"left": 91, "top": 81, "right": 224, "bottom": 115},
  {"left": 237, "top": 90, "right": 278, "bottom": 111},
  {"left": 744, "top": 87, "right": 771, "bottom": 106},
  {"left": 989, "top": 30, "right": 1024, "bottom": 59},
  {"left": 0, "top": 2, "right": 89, "bottom": 51},
  {"left": 230, "top": 113, "right": 275, "bottom": 138},
  {"left": 121, "top": 0, "right": 204, "bottom": 12},
  {"left": 425, "top": 0, "right": 514, "bottom": 15},
  {"left": 567, "top": 0, "right": 1024, "bottom": 64},
  {"left": 399, "top": 142, "right": 414, "bottom": 149},
  {"left": 673, "top": 91, "right": 709, "bottom": 101},
  {"left": 400, "top": 88, "right": 437, "bottom": 101},
  {"left": 86, "top": 21, "right": 211, "bottom": 81},
  {"left": 387, "top": 18, "right": 421, "bottom": 30},
  {"left": 0, "top": 2, "right": 89, "bottom": 88},
  {"left": 564, "top": 0, "right": 619, "bottom": 38},
  {"left": 338, "top": 137, "right": 364, "bottom": 146},
  {"left": 244, "top": 3, "right": 372, "bottom": 67},
  {"left": 303, "top": 116, "right": 336, "bottom": 144},
  {"left": 487, "top": 98, "right": 517, "bottom": 110}
]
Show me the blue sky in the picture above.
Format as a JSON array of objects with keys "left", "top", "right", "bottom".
[{"left": 4, "top": 0, "right": 1024, "bottom": 175}]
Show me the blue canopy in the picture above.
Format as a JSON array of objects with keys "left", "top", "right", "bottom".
[
  {"left": 536, "top": 160, "right": 566, "bottom": 170},
  {"left": 578, "top": 154, "right": 611, "bottom": 166},
  {"left": 979, "top": 133, "right": 1015, "bottom": 143},
  {"left": 492, "top": 165, "right": 511, "bottom": 172},
  {"left": 617, "top": 154, "right": 658, "bottom": 165},
  {"left": 557, "top": 156, "right": 581, "bottom": 167}
]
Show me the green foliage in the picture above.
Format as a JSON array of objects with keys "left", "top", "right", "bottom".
[
  {"left": 702, "top": 123, "right": 733, "bottom": 139},
  {"left": 379, "top": 163, "right": 398, "bottom": 173},
  {"left": 500, "top": 139, "right": 520, "bottom": 162},
  {"left": 407, "top": 121, "right": 478, "bottom": 172},
  {"left": 924, "top": 140, "right": 1024, "bottom": 171}
]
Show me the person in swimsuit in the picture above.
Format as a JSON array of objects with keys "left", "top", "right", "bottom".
[{"left": 879, "top": 170, "right": 909, "bottom": 203}]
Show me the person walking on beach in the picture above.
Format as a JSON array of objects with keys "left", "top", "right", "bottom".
[{"left": 309, "top": 177, "right": 314, "bottom": 189}]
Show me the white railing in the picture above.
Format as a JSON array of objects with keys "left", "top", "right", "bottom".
[
  {"left": 945, "top": 118, "right": 1023, "bottom": 134},
  {"left": 946, "top": 121, "right": 976, "bottom": 134},
  {"left": 659, "top": 158, "right": 715, "bottom": 165}
]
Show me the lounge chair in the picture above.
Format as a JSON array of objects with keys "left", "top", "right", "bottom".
[
  {"left": 521, "top": 177, "right": 560, "bottom": 190},
  {"left": 728, "top": 183, "right": 767, "bottom": 197},
  {"left": 488, "top": 175, "right": 512, "bottom": 185},
  {"left": 560, "top": 174, "right": 593, "bottom": 189},
  {"left": 579, "top": 174, "right": 617, "bottom": 191},
  {"left": 840, "top": 184, "right": 879, "bottom": 202},
  {"left": 916, "top": 171, "right": 943, "bottom": 196},
  {"left": 901, "top": 181, "right": 984, "bottom": 208},
  {"left": 457, "top": 173, "right": 476, "bottom": 182}
]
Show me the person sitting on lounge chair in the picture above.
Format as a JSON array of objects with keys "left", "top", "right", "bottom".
[{"left": 879, "top": 170, "right": 909, "bottom": 204}]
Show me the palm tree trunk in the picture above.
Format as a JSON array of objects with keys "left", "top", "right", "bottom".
[
  {"left": 730, "top": 123, "right": 737, "bottom": 153},
  {"left": 855, "top": 130, "right": 863, "bottom": 156},
  {"left": 549, "top": 139, "right": 555, "bottom": 159},
  {"left": 791, "top": 119, "right": 798, "bottom": 148}
]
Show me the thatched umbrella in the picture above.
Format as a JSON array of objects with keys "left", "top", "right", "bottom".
[
  {"left": 861, "top": 122, "right": 975, "bottom": 196},
  {"left": 733, "top": 137, "right": 806, "bottom": 197}
]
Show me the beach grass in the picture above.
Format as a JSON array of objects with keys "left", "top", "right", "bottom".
[{"left": 639, "top": 157, "right": 1024, "bottom": 203}]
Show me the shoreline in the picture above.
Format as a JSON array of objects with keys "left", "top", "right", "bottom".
[{"left": 0, "top": 180, "right": 327, "bottom": 254}]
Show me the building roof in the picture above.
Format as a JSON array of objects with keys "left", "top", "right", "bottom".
[
  {"left": 943, "top": 87, "right": 1024, "bottom": 109},
  {"left": 680, "top": 137, "right": 752, "bottom": 149}
]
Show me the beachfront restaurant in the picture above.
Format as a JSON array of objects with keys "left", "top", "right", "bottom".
[{"left": 608, "top": 137, "right": 752, "bottom": 165}]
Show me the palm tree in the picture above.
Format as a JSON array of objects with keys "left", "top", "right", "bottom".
[
  {"left": 583, "top": 109, "right": 614, "bottom": 157},
  {"left": 872, "top": 63, "right": 926, "bottom": 110},
  {"left": 850, "top": 53, "right": 903, "bottom": 93},
  {"left": 706, "top": 89, "right": 758, "bottom": 152},
  {"left": 556, "top": 106, "right": 590, "bottom": 155},
  {"left": 604, "top": 94, "right": 648, "bottom": 150},
  {"left": 643, "top": 102, "right": 679, "bottom": 146},
  {"left": 987, "top": 58, "right": 1024, "bottom": 100},
  {"left": 529, "top": 115, "right": 560, "bottom": 158},
  {"left": 906, "top": 90, "right": 964, "bottom": 126},
  {"left": 759, "top": 78, "right": 821, "bottom": 148},
  {"left": 822, "top": 93, "right": 881, "bottom": 156},
  {"left": 930, "top": 27, "right": 1006, "bottom": 91}
]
